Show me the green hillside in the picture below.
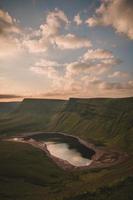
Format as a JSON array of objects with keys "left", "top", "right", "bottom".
[
  {"left": 0, "top": 102, "right": 20, "bottom": 113},
  {"left": 0, "top": 97, "right": 133, "bottom": 200},
  {"left": 0, "top": 141, "right": 133, "bottom": 200},
  {"left": 48, "top": 97, "right": 133, "bottom": 152},
  {"left": 0, "top": 98, "right": 66, "bottom": 135},
  {"left": 0, "top": 97, "right": 133, "bottom": 151}
]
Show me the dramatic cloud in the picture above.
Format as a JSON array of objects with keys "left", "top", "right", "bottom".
[
  {"left": 74, "top": 14, "right": 82, "bottom": 25},
  {"left": 86, "top": 0, "right": 133, "bottom": 39},
  {"left": 29, "top": 44, "right": 128, "bottom": 99},
  {"left": 54, "top": 34, "right": 92, "bottom": 49},
  {"left": 30, "top": 46, "right": 126, "bottom": 98},
  {"left": 0, "top": 6, "right": 132, "bottom": 99},
  {"left": 23, "top": 10, "right": 91, "bottom": 52},
  {"left": 22, "top": 9, "right": 69, "bottom": 53}
]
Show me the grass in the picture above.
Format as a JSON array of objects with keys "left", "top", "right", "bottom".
[
  {"left": 0, "top": 140, "right": 133, "bottom": 200},
  {"left": 0, "top": 97, "right": 133, "bottom": 199}
]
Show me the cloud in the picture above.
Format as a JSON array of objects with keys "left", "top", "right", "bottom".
[
  {"left": 86, "top": 0, "right": 133, "bottom": 40},
  {"left": 0, "top": 36, "right": 21, "bottom": 58},
  {"left": 22, "top": 9, "right": 69, "bottom": 53},
  {"left": 0, "top": 9, "right": 20, "bottom": 35},
  {"left": 22, "top": 10, "right": 91, "bottom": 52},
  {"left": 30, "top": 46, "right": 125, "bottom": 98},
  {"left": 40, "top": 9, "right": 69, "bottom": 37},
  {"left": 30, "top": 59, "right": 60, "bottom": 78},
  {"left": 30, "top": 56, "right": 133, "bottom": 99},
  {"left": 74, "top": 14, "right": 82, "bottom": 25},
  {"left": 54, "top": 34, "right": 92, "bottom": 49},
  {"left": 81, "top": 49, "right": 122, "bottom": 67},
  {"left": 66, "top": 61, "right": 112, "bottom": 78},
  {"left": 0, "top": 9, "right": 21, "bottom": 58},
  {"left": 64, "top": 48, "right": 120, "bottom": 77},
  {"left": 0, "top": 94, "right": 22, "bottom": 99},
  {"left": 22, "top": 37, "right": 49, "bottom": 53},
  {"left": 99, "top": 80, "right": 133, "bottom": 90},
  {"left": 83, "top": 49, "right": 114, "bottom": 61},
  {"left": 108, "top": 71, "right": 129, "bottom": 78}
]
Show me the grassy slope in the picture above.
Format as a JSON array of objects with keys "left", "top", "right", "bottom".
[
  {"left": 0, "top": 97, "right": 133, "bottom": 199},
  {"left": 49, "top": 97, "right": 133, "bottom": 152},
  {"left": 0, "top": 98, "right": 66, "bottom": 135},
  {"left": 0, "top": 141, "right": 133, "bottom": 200},
  {"left": 0, "top": 102, "right": 20, "bottom": 113}
]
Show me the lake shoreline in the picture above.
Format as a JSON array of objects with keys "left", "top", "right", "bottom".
[{"left": 3, "top": 131, "right": 128, "bottom": 171}]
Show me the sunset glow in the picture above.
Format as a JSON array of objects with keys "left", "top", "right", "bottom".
[{"left": 0, "top": 0, "right": 133, "bottom": 101}]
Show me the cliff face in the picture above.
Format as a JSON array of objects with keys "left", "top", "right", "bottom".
[{"left": 48, "top": 97, "right": 133, "bottom": 151}]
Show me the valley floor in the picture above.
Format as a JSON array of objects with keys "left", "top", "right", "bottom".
[{"left": 0, "top": 140, "right": 133, "bottom": 200}]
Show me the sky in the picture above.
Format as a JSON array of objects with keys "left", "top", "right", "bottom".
[{"left": 0, "top": 0, "right": 133, "bottom": 101}]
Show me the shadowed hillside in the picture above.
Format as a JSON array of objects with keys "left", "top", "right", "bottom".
[
  {"left": 0, "top": 97, "right": 133, "bottom": 151},
  {"left": 49, "top": 97, "right": 133, "bottom": 151},
  {"left": 0, "top": 98, "right": 66, "bottom": 135},
  {"left": 0, "top": 102, "right": 20, "bottom": 113},
  {"left": 0, "top": 97, "right": 133, "bottom": 200}
]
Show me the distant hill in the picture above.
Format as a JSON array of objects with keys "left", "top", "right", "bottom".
[
  {"left": 0, "top": 102, "right": 20, "bottom": 113},
  {"left": 0, "top": 97, "right": 133, "bottom": 151},
  {"left": 14, "top": 98, "right": 66, "bottom": 114},
  {"left": 0, "top": 98, "right": 66, "bottom": 135}
]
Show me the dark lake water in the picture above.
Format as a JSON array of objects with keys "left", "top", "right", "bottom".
[{"left": 25, "top": 133, "right": 95, "bottom": 166}]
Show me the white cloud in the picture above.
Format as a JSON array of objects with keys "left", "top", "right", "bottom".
[
  {"left": 54, "top": 34, "right": 92, "bottom": 49},
  {"left": 99, "top": 80, "right": 133, "bottom": 90},
  {"left": 30, "top": 59, "right": 60, "bottom": 79},
  {"left": 0, "top": 36, "right": 21, "bottom": 58},
  {"left": 108, "top": 71, "right": 129, "bottom": 78},
  {"left": 0, "top": 9, "right": 20, "bottom": 35},
  {"left": 40, "top": 9, "right": 69, "bottom": 37},
  {"left": 30, "top": 55, "right": 133, "bottom": 99},
  {"left": 83, "top": 49, "right": 114, "bottom": 61},
  {"left": 0, "top": 10, "right": 22, "bottom": 58},
  {"left": 22, "top": 9, "right": 69, "bottom": 53},
  {"left": 86, "top": 0, "right": 133, "bottom": 40},
  {"left": 22, "top": 37, "right": 49, "bottom": 53},
  {"left": 74, "top": 14, "right": 82, "bottom": 25}
]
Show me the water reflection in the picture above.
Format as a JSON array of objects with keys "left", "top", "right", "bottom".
[{"left": 45, "top": 142, "right": 93, "bottom": 166}]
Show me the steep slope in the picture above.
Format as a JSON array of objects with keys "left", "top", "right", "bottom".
[
  {"left": 0, "top": 97, "right": 133, "bottom": 200},
  {"left": 0, "top": 97, "right": 133, "bottom": 151},
  {"left": 0, "top": 98, "right": 66, "bottom": 135},
  {"left": 49, "top": 97, "right": 133, "bottom": 151}
]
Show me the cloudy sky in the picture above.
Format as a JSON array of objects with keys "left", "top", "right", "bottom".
[{"left": 0, "top": 0, "right": 133, "bottom": 101}]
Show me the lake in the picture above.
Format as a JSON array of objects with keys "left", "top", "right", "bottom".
[{"left": 24, "top": 132, "right": 95, "bottom": 167}]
